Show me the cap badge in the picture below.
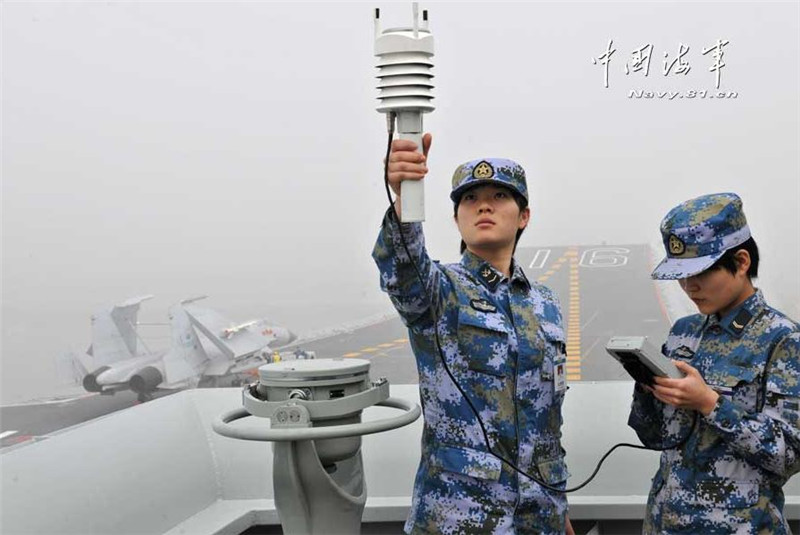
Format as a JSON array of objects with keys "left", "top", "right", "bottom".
[
  {"left": 473, "top": 161, "right": 494, "bottom": 180},
  {"left": 668, "top": 234, "right": 686, "bottom": 256}
]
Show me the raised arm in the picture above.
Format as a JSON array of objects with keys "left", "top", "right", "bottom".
[{"left": 372, "top": 134, "right": 440, "bottom": 329}]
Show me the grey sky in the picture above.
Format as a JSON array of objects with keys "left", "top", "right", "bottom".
[{"left": 2, "top": 2, "right": 798, "bottom": 403}]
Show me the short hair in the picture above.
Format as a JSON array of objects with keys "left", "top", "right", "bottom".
[
  {"left": 453, "top": 188, "right": 528, "bottom": 254},
  {"left": 708, "top": 237, "right": 759, "bottom": 279}
]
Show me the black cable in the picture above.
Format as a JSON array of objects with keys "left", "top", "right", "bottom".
[{"left": 381, "top": 119, "right": 695, "bottom": 493}]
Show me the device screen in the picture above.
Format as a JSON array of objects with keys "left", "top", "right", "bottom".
[{"left": 613, "top": 350, "right": 657, "bottom": 385}]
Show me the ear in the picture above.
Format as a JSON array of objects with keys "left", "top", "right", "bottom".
[
  {"left": 733, "top": 249, "right": 751, "bottom": 277},
  {"left": 518, "top": 206, "right": 531, "bottom": 230}
]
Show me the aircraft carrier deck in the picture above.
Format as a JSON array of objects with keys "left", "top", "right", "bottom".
[
  {"left": 4, "top": 245, "right": 799, "bottom": 534},
  {"left": 1, "top": 245, "right": 668, "bottom": 447}
]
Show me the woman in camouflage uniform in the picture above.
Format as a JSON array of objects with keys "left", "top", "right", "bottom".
[
  {"left": 373, "top": 134, "right": 575, "bottom": 534},
  {"left": 630, "top": 192, "right": 800, "bottom": 534}
]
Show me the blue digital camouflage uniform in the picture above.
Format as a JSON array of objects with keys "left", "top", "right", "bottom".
[
  {"left": 373, "top": 158, "right": 570, "bottom": 534},
  {"left": 630, "top": 192, "right": 800, "bottom": 534}
]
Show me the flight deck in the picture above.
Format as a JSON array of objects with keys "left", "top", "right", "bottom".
[{"left": 1, "top": 245, "right": 670, "bottom": 449}]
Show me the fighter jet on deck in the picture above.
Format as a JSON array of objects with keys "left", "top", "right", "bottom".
[{"left": 57, "top": 295, "right": 297, "bottom": 402}]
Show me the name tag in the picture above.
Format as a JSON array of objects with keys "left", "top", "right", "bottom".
[{"left": 554, "top": 359, "right": 567, "bottom": 393}]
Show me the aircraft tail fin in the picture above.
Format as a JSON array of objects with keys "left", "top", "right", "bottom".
[
  {"left": 162, "top": 303, "right": 209, "bottom": 384},
  {"left": 56, "top": 351, "right": 91, "bottom": 386},
  {"left": 90, "top": 295, "right": 154, "bottom": 366}
]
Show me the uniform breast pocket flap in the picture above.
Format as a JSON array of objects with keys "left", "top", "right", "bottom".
[
  {"left": 431, "top": 444, "right": 502, "bottom": 482},
  {"left": 536, "top": 454, "right": 570, "bottom": 485},
  {"left": 539, "top": 324, "right": 567, "bottom": 381},
  {"left": 458, "top": 309, "right": 510, "bottom": 378}
]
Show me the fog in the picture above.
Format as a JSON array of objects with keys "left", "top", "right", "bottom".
[{"left": 2, "top": 2, "right": 798, "bottom": 403}]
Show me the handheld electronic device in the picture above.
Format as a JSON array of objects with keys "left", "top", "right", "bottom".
[{"left": 606, "top": 336, "right": 685, "bottom": 385}]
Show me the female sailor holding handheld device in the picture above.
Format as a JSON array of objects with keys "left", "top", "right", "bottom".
[
  {"left": 373, "top": 134, "right": 575, "bottom": 534},
  {"left": 629, "top": 193, "right": 800, "bottom": 534}
]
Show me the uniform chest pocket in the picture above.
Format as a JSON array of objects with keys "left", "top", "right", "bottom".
[
  {"left": 458, "top": 309, "right": 510, "bottom": 378},
  {"left": 705, "top": 365, "right": 759, "bottom": 413},
  {"left": 539, "top": 325, "right": 567, "bottom": 379},
  {"left": 430, "top": 444, "right": 502, "bottom": 482}
]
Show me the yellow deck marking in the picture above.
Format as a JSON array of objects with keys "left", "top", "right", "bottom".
[
  {"left": 360, "top": 347, "right": 380, "bottom": 353},
  {"left": 342, "top": 353, "right": 361, "bottom": 358},
  {"left": 565, "top": 249, "right": 582, "bottom": 380},
  {"left": 536, "top": 253, "right": 570, "bottom": 283},
  {"left": 378, "top": 343, "right": 395, "bottom": 348},
  {"left": 394, "top": 338, "right": 409, "bottom": 343},
  {"left": 532, "top": 249, "right": 581, "bottom": 380}
]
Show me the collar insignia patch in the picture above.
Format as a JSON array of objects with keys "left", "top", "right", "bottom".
[
  {"left": 729, "top": 309, "right": 753, "bottom": 335},
  {"left": 479, "top": 266, "right": 501, "bottom": 290}
]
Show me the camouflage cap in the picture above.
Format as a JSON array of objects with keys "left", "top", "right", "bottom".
[
  {"left": 450, "top": 158, "right": 528, "bottom": 204},
  {"left": 651, "top": 192, "right": 751, "bottom": 280}
]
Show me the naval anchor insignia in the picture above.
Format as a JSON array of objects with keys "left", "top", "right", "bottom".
[{"left": 481, "top": 268, "right": 499, "bottom": 283}]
